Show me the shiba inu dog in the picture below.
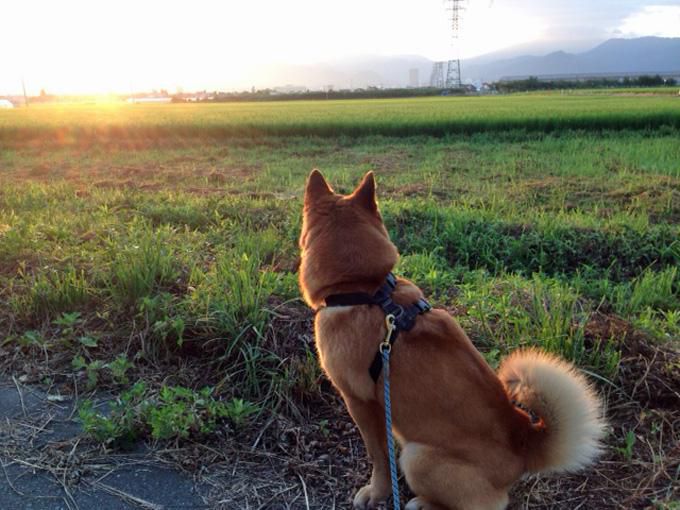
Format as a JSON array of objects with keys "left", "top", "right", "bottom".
[{"left": 298, "top": 169, "right": 605, "bottom": 510}]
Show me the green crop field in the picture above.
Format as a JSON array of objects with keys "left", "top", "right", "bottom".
[
  {"left": 0, "top": 94, "right": 678, "bottom": 508},
  {"left": 2, "top": 94, "right": 680, "bottom": 141}
]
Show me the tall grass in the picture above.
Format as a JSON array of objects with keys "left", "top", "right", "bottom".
[
  {"left": 462, "top": 273, "right": 621, "bottom": 376},
  {"left": 106, "top": 223, "right": 180, "bottom": 308},
  {"left": 25, "top": 266, "right": 91, "bottom": 319},
  {"left": 386, "top": 203, "right": 680, "bottom": 280},
  {"left": 185, "top": 251, "right": 277, "bottom": 344}
]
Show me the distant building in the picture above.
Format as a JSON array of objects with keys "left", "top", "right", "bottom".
[
  {"left": 0, "top": 99, "right": 14, "bottom": 109},
  {"left": 409, "top": 69, "right": 419, "bottom": 88},
  {"left": 272, "top": 84, "right": 307, "bottom": 94},
  {"left": 126, "top": 97, "right": 172, "bottom": 104}
]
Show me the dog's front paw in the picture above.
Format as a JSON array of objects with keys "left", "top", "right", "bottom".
[
  {"left": 405, "top": 497, "right": 436, "bottom": 510},
  {"left": 353, "top": 483, "right": 389, "bottom": 509}
]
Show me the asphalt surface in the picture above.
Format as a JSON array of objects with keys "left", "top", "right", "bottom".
[{"left": 0, "top": 378, "right": 209, "bottom": 510}]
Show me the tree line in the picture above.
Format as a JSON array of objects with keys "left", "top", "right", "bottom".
[{"left": 495, "top": 75, "right": 677, "bottom": 93}]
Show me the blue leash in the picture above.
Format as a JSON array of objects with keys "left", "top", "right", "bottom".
[{"left": 381, "top": 315, "right": 400, "bottom": 510}]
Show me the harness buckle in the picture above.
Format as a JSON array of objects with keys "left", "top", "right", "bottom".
[
  {"left": 415, "top": 298, "right": 432, "bottom": 313},
  {"left": 380, "top": 314, "right": 397, "bottom": 353}
]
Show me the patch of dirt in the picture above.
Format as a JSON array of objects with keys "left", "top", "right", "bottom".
[
  {"left": 1, "top": 302, "right": 678, "bottom": 508},
  {"left": 207, "top": 170, "right": 228, "bottom": 184},
  {"left": 586, "top": 312, "right": 680, "bottom": 409},
  {"left": 509, "top": 177, "right": 680, "bottom": 224},
  {"left": 360, "top": 149, "right": 412, "bottom": 173},
  {"left": 389, "top": 183, "right": 453, "bottom": 200},
  {"left": 510, "top": 312, "right": 680, "bottom": 509}
]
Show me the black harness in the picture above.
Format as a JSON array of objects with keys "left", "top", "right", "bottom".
[
  {"left": 323, "top": 274, "right": 544, "bottom": 427},
  {"left": 324, "top": 272, "right": 432, "bottom": 382}
]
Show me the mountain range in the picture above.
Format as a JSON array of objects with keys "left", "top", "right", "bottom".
[
  {"left": 465, "top": 37, "right": 680, "bottom": 82},
  {"left": 258, "top": 37, "right": 680, "bottom": 89}
]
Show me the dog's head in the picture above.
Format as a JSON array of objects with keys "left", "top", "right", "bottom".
[{"left": 299, "top": 169, "right": 398, "bottom": 309}]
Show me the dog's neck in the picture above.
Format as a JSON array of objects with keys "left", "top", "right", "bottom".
[
  {"left": 299, "top": 221, "right": 399, "bottom": 310},
  {"left": 315, "top": 276, "right": 390, "bottom": 308},
  {"left": 299, "top": 246, "right": 398, "bottom": 310},
  {"left": 304, "top": 278, "right": 389, "bottom": 311}
]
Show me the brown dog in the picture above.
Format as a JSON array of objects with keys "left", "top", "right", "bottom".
[{"left": 299, "top": 170, "right": 605, "bottom": 510}]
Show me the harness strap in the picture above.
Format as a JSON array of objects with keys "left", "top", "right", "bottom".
[{"left": 324, "top": 272, "right": 432, "bottom": 382}]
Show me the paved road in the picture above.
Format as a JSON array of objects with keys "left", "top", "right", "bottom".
[{"left": 0, "top": 378, "right": 209, "bottom": 510}]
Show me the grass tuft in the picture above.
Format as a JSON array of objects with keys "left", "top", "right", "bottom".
[{"left": 106, "top": 222, "right": 180, "bottom": 308}]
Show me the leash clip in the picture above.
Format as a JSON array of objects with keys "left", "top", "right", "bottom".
[{"left": 380, "top": 314, "right": 397, "bottom": 353}]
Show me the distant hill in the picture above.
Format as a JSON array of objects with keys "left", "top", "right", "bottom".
[
  {"left": 257, "top": 37, "right": 680, "bottom": 88},
  {"left": 463, "top": 37, "right": 680, "bottom": 82}
]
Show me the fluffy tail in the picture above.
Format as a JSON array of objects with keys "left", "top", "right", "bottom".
[{"left": 498, "top": 349, "right": 606, "bottom": 474}]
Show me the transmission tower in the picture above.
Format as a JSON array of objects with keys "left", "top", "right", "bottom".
[
  {"left": 446, "top": 60, "right": 461, "bottom": 89},
  {"left": 431, "top": 0, "right": 465, "bottom": 89},
  {"left": 429, "top": 62, "right": 445, "bottom": 88}
]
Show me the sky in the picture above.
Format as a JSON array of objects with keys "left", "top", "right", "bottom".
[{"left": 1, "top": 0, "right": 679, "bottom": 94}]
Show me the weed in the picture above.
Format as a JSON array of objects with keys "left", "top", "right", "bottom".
[
  {"left": 285, "top": 345, "right": 323, "bottom": 397},
  {"left": 79, "top": 381, "right": 148, "bottom": 447},
  {"left": 397, "top": 249, "right": 460, "bottom": 299},
  {"left": 616, "top": 429, "right": 637, "bottom": 461},
  {"left": 138, "top": 292, "right": 185, "bottom": 355},
  {"left": 107, "top": 354, "right": 134, "bottom": 385},
  {"left": 19, "top": 330, "right": 46, "bottom": 348},
  {"left": 79, "top": 382, "right": 259, "bottom": 444},
  {"left": 318, "top": 419, "right": 331, "bottom": 439},
  {"left": 72, "top": 356, "right": 104, "bottom": 390},
  {"left": 78, "top": 336, "right": 98, "bottom": 348},
  {"left": 222, "top": 397, "right": 260, "bottom": 427},
  {"left": 54, "top": 311, "right": 81, "bottom": 336}
]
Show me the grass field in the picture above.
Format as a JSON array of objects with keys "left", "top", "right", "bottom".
[{"left": 1, "top": 95, "right": 679, "bottom": 508}]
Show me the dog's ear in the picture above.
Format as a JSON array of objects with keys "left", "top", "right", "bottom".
[
  {"left": 351, "top": 171, "right": 377, "bottom": 212},
  {"left": 305, "top": 169, "right": 333, "bottom": 204}
]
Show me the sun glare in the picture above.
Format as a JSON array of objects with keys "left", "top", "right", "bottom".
[{"left": 0, "top": 0, "right": 675, "bottom": 95}]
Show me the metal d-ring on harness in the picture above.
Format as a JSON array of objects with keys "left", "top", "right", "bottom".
[{"left": 324, "top": 272, "right": 432, "bottom": 509}]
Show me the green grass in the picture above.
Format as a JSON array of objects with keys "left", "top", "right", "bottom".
[{"left": 1, "top": 93, "right": 678, "bottom": 444}]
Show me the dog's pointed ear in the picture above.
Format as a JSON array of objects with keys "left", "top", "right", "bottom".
[
  {"left": 305, "top": 169, "right": 333, "bottom": 204},
  {"left": 351, "top": 171, "right": 377, "bottom": 212}
]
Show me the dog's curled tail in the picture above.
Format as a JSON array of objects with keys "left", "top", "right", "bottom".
[{"left": 498, "top": 349, "right": 606, "bottom": 474}]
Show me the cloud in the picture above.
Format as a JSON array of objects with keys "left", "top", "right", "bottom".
[{"left": 618, "top": 5, "right": 680, "bottom": 37}]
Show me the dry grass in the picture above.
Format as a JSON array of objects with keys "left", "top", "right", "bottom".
[{"left": 1, "top": 303, "right": 678, "bottom": 509}]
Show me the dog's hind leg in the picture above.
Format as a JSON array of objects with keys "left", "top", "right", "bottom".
[
  {"left": 345, "top": 396, "right": 391, "bottom": 509},
  {"left": 400, "top": 443, "right": 509, "bottom": 510}
]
